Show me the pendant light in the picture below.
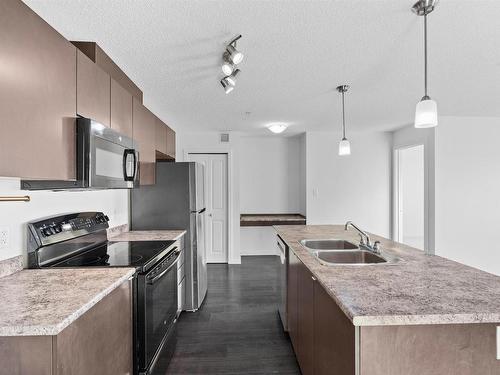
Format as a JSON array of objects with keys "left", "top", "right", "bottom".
[
  {"left": 337, "top": 85, "right": 351, "bottom": 156},
  {"left": 413, "top": 0, "right": 438, "bottom": 128}
]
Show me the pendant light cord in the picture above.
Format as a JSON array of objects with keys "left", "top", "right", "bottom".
[
  {"left": 424, "top": 13, "right": 428, "bottom": 98},
  {"left": 341, "top": 90, "right": 346, "bottom": 139}
]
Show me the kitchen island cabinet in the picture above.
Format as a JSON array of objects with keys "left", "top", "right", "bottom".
[{"left": 279, "top": 225, "right": 500, "bottom": 375}]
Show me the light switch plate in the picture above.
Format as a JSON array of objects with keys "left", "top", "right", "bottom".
[
  {"left": 0, "top": 226, "right": 9, "bottom": 249},
  {"left": 497, "top": 326, "right": 500, "bottom": 360}
]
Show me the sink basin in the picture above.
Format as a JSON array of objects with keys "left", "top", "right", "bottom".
[
  {"left": 300, "top": 239, "right": 359, "bottom": 250},
  {"left": 314, "top": 250, "right": 387, "bottom": 265}
]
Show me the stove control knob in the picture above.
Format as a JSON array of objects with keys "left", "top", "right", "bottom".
[
  {"left": 61, "top": 223, "right": 72, "bottom": 232},
  {"left": 42, "top": 228, "right": 51, "bottom": 237},
  {"left": 104, "top": 215, "right": 109, "bottom": 222}
]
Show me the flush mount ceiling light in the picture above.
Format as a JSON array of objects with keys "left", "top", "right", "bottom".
[
  {"left": 220, "top": 77, "right": 234, "bottom": 94},
  {"left": 225, "top": 35, "right": 244, "bottom": 64},
  {"left": 337, "top": 85, "right": 351, "bottom": 156},
  {"left": 267, "top": 123, "right": 288, "bottom": 134},
  {"left": 413, "top": 0, "right": 439, "bottom": 128}
]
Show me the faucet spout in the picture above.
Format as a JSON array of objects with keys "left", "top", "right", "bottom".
[{"left": 344, "top": 221, "right": 371, "bottom": 247}]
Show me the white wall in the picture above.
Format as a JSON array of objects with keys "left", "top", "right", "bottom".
[
  {"left": 400, "top": 145, "right": 425, "bottom": 249},
  {"left": 0, "top": 177, "right": 129, "bottom": 263},
  {"left": 306, "top": 131, "right": 392, "bottom": 237},
  {"left": 392, "top": 125, "right": 435, "bottom": 253},
  {"left": 238, "top": 134, "right": 306, "bottom": 255},
  {"left": 435, "top": 116, "right": 500, "bottom": 275},
  {"left": 239, "top": 135, "right": 303, "bottom": 214},
  {"left": 176, "top": 131, "right": 241, "bottom": 264}
]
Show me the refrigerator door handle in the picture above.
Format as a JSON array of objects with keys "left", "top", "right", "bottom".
[{"left": 198, "top": 208, "right": 206, "bottom": 214}]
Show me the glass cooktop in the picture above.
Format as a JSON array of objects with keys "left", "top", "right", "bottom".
[{"left": 50, "top": 240, "right": 175, "bottom": 273}]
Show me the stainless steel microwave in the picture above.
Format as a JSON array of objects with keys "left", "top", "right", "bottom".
[
  {"left": 21, "top": 118, "right": 139, "bottom": 190},
  {"left": 77, "top": 118, "right": 139, "bottom": 189}
]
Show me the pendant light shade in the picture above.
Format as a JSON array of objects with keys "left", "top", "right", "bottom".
[
  {"left": 336, "top": 85, "right": 351, "bottom": 156},
  {"left": 413, "top": 0, "right": 438, "bottom": 128},
  {"left": 415, "top": 97, "right": 438, "bottom": 128},
  {"left": 338, "top": 138, "right": 351, "bottom": 156}
]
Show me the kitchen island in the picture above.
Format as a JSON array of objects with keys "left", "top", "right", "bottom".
[{"left": 275, "top": 225, "right": 500, "bottom": 375}]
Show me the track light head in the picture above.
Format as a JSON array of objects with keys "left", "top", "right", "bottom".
[
  {"left": 221, "top": 52, "right": 236, "bottom": 75},
  {"left": 220, "top": 77, "right": 234, "bottom": 94},
  {"left": 226, "top": 44, "right": 244, "bottom": 64},
  {"left": 226, "top": 69, "right": 240, "bottom": 86}
]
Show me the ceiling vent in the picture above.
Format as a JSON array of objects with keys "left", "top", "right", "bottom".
[{"left": 220, "top": 133, "right": 230, "bottom": 143}]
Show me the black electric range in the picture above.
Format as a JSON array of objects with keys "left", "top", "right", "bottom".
[
  {"left": 27, "top": 212, "right": 180, "bottom": 375},
  {"left": 50, "top": 240, "right": 176, "bottom": 272}
]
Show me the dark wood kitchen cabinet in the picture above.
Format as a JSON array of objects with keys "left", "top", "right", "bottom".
[
  {"left": 133, "top": 97, "right": 156, "bottom": 185},
  {"left": 155, "top": 117, "right": 168, "bottom": 156},
  {"left": 313, "top": 278, "right": 355, "bottom": 375},
  {"left": 0, "top": 281, "right": 132, "bottom": 375},
  {"left": 0, "top": 0, "right": 77, "bottom": 180},
  {"left": 297, "top": 262, "right": 315, "bottom": 375},
  {"left": 76, "top": 49, "right": 111, "bottom": 127},
  {"left": 111, "top": 78, "right": 133, "bottom": 138},
  {"left": 287, "top": 251, "right": 300, "bottom": 349}
]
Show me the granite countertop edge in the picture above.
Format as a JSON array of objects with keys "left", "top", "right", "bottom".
[{"left": 0, "top": 268, "right": 135, "bottom": 337}]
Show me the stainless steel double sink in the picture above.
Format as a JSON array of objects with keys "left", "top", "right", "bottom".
[{"left": 300, "top": 239, "right": 399, "bottom": 265}]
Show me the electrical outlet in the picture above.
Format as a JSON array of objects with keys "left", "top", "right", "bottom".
[{"left": 0, "top": 226, "right": 10, "bottom": 249}]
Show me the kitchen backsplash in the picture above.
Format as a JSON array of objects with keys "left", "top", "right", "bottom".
[{"left": 0, "top": 177, "right": 129, "bottom": 263}]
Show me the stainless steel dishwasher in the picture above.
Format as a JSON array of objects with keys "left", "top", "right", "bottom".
[{"left": 277, "top": 235, "right": 288, "bottom": 331}]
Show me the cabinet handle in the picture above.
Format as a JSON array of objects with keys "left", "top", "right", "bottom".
[{"left": 311, "top": 276, "right": 317, "bottom": 281}]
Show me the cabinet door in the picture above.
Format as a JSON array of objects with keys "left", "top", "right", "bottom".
[
  {"left": 166, "top": 125, "right": 176, "bottom": 159},
  {"left": 132, "top": 98, "right": 156, "bottom": 185},
  {"left": 297, "top": 261, "right": 314, "bottom": 375},
  {"left": 0, "top": 0, "right": 76, "bottom": 179},
  {"left": 313, "top": 281, "right": 355, "bottom": 375},
  {"left": 55, "top": 281, "right": 132, "bottom": 375},
  {"left": 155, "top": 117, "right": 168, "bottom": 155},
  {"left": 110, "top": 78, "right": 133, "bottom": 138},
  {"left": 76, "top": 50, "right": 110, "bottom": 126},
  {"left": 287, "top": 251, "right": 299, "bottom": 350}
]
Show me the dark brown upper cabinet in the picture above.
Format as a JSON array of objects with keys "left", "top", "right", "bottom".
[
  {"left": 72, "top": 41, "right": 143, "bottom": 103},
  {"left": 0, "top": 0, "right": 77, "bottom": 180},
  {"left": 76, "top": 50, "right": 111, "bottom": 127},
  {"left": 166, "top": 125, "right": 176, "bottom": 160},
  {"left": 110, "top": 78, "right": 133, "bottom": 138},
  {"left": 133, "top": 98, "right": 156, "bottom": 185},
  {"left": 155, "top": 116, "right": 168, "bottom": 156}
]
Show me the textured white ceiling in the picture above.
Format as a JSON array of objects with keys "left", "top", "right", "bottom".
[{"left": 24, "top": 0, "right": 500, "bottom": 134}]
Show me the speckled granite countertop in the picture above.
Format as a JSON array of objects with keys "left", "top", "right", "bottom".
[
  {"left": 275, "top": 225, "right": 500, "bottom": 327},
  {"left": 109, "top": 230, "right": 186, "bottom": 242},
  {"left": 0, "top": 268, "right": 135, "bottom": 336}
]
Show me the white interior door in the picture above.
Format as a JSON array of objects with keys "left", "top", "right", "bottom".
[
  {"left": 396, "top": 145, "right": 425, "bottom": 250},
  {"left": 188, "top": 153, "right": 228, "bottom": 263}
]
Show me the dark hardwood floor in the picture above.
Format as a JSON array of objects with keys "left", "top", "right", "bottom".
[{"left": 166, "top": 256, "right": 301, "bottom": 375}]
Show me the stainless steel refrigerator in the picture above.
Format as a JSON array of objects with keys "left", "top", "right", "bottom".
[{"left": 130, "top": 162, "right": 207, "bottom": 311}]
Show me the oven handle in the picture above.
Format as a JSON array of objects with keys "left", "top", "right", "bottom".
[{"left": 147, "top": 248, "right": 181, "bottom": 285}]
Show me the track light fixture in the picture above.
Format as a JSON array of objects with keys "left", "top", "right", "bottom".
[
  {"left": 337, "top": 85, "right": 351, "bottom": 156},
  {"left": 412, "top": 0, "right": 439, "bottom": 128},
  {"left": 220, "top": 35, "right": 244, "bottom": 94}
]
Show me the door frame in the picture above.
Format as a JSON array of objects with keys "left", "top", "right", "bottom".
[
  {"left": 183, "top": 148, "right": 235, "bottom": 264},
  {"left": 392, "top": 143, "right": 431, "bottom": 254}
]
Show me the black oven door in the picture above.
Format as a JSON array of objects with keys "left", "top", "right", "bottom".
[{"left": 137, "top": 248, "right": 180, "bottom": 373}]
